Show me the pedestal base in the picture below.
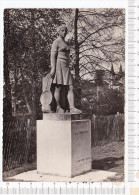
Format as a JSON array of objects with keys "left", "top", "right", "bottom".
[{"left": 37, "top": 114, "right": 91, "bottom": 177}]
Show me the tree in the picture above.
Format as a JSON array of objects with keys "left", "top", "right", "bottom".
[
  {"left": 68, "top": 8, "right": 125, "bottom": 110},
  {"left": 4, "top": 9, "right": 62, "bottom": 116},
  {"left": 4, "top": 10, "right": 12, "bottom": 117},
  {"left": 73, "top": 9, "right": 124, "bottom": 77},
  {"left": 4, "top": 8, "right": 125, "bottom": 116}
]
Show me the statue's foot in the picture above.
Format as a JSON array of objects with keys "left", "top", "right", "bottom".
[
  {"left": 56, "top": 107, "right": 65, "bottom": 113},
  {"left": 42, "top": 108, "right": 54, "bottom": 113},
  {"left": 70, "top": 107, "right": 82, "bottom": 114}
]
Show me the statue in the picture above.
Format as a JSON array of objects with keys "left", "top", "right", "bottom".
[{"left": 40, "top": 24, "right": 82, "bottom": 114}]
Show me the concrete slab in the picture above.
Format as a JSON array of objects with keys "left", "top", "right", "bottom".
[
  {"left": 8, "top": 169, "right": 117, "bottom": 182},
  {"left": 43, "top": 113, "right": 82, "bottom": 121}
]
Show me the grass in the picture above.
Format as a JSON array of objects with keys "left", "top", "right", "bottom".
[
  {"left": 3, "top": 141, "right": 124, "bottom": 182},
  {"left": 91, "top": 141, "right": 124, "bottom": 181}
]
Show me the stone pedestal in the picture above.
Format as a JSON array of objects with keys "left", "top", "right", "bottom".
[{"left": 37, "top": 113, "right": 91, "bottom": 177}]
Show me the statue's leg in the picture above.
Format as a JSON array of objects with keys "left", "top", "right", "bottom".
[
  {"left": 54, "top": 85, "right": 64, "bottom": 113},
  {"left": 67, "top": 85, "right": 75, "bottom": 109},
  {"left": 67, "top": 85, "right": 82, "bottom": 114}
]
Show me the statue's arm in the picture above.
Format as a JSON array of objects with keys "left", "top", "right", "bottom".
[
  {"left": 50, "top": 40, "right": 58, "bottom": 78},
  {"left": 50, "top": 51, "right": 57, "bottom": 78}
]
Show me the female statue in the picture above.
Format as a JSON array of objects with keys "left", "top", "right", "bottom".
[{"left": 50, "top": 24, "right": 82, "bottom": 114}]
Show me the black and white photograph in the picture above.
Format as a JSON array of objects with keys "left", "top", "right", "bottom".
[{"left": 3, "top": 8, "right": 125, "bottom": 182}]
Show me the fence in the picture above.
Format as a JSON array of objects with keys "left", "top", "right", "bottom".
[
  {"left": 3, "top": 117, "right": 36, "bottom": 172},
  {"left": 3, "top": 113, "right": 124, "bottom": 172},
  {"left": 91, "top": 113, "right": 124, "bottom": 146}
]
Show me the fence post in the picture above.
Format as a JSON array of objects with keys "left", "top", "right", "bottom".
[
  {"left": 93, "top": 114, "right": 96, "bottom": 130},
  {"left": 25, "top": 118, "right": 31, "bottom": 165},
  {"left": 116, "top": 112, "right": 120, "bottom": 140},
  {"left": 92, "top": 114, "right": 96, "bottom": 146}
]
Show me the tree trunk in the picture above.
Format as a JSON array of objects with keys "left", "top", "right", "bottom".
[
  {"left": 74, "top": 8, "right": 81, "bottom": 108},
  {"left": 13, "top": 63, "right": 18, "bottom": 115},
  {"left": 74, "top": 9, "right": 79, "bottom": 80},
  {"left": 30, "top": 10, "right": 37, "bottom": 117},
  {"left": 20, "top": 67, "right": 32, "bottom": 114}
]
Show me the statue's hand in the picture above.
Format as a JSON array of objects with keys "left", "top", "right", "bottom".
[
  {"left": 50, "top": 69, "right": 55, "bottom": 79},
  {"left": 42, "top": 71, "right": 48, "bottom": 77}
]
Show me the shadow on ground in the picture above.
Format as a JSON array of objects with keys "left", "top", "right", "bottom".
[{"left": 92, "top": 156, "right": 124, "bottom": 171}]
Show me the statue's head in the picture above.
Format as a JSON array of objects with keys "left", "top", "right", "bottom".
[{"left": 57, "top": 23, "right": 67, "bottom": 38}]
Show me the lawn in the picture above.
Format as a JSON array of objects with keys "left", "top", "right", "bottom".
[
  {"left": 3, "top": 141, "right": 124, "bottom": 182},
  {"left": 91, "top": 141, "right": 124, "bottom": 181}
]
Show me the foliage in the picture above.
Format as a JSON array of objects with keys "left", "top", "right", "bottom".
[
  {"left": 81, "top": 80, "right": 124, "bottom": 115},
  {"left": 4, "top": 9, "right": 62, "bottom": 115},
  {"left": 4, "top": 8, "right": 125, "bottom": 116},
  {"left": 65, "top": 8, "right": 125, "bottom": 79},
  {"left": 65, "top": 8, "right": 125, "bottom": 111}
]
